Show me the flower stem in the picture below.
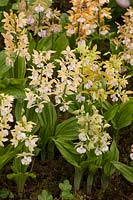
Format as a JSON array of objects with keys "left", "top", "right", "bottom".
[{"left": 74, "top": 167, "right": 84, "bottom": 191}]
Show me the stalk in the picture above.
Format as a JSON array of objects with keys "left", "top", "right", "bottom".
[
  {"left": 47, "top": 140, "right": 55, "bottom": 160},
  {"left": 101, "top": 174, "right": 110, "bottom": 192},
  {"left": 74, "top": 167, "right": 84, "bottom": 191},
  {"left": 17, "top": 175, "right": 27, "bottom": 199},
  {"left": 86, "top": 173, "right": 94, "bottom": 194}
]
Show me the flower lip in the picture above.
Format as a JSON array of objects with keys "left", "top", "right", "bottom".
[
  {"left": 115, "top": 0, "right": 130, "bottom": 8},
  {"left": 34, "top": 4, "right": 44, "bottom": 13},
  {"left": 76, "top": 146, "right": 86, "bottom": 154},
  {"left": 26, "top": 15, "right": 35, "bottom": 25}
]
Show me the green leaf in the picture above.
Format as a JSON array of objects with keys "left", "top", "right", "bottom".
[
  {"left": 0, "top": 78, "right": 26, "bottom": 92},
  {"left": 53, "top": 32, "right": 69, "bottom": 56},
  {"left": 104, "top": 104, "right": 119, "bottom": 121},
  {"left": 80, "top": 161, "right": 92, "bottom": 169},
  {"left": 0, "top": 0, "right": 9, "bottom": 6},
  {"left": 0, "top": 189, "right": 9, "bottom": 199},
  {"left": 0, "top": 144, "right": 23, "bottom": 170},
  {"left": 55, "top": 117, "right": 79, "bottom": 140},
  {"left": 103, "top": 140, "right": 119, "bottom": 176},
  {"left": 39, "top": 102, "right": 57, "bottom": 144},
  {"left": 60, "top": 13, "right": 69, "bottom": 28},
  {"left": 61, "top": 192, "right": 74, "bottom": 200},
  {"left": 77, "top": 151, "right": 100, "bottom": 170},
  {"left": 28, "top": 34, "right": 36, "bottom": 54},
  {"left": 37, "top": 35, "right": 56, "bottom": 51},
  {"left": 112, "top": 161, "right": 133, "bottom": 183},
  {"left": 17, "top": 56, "right": 26, "bottom": 78},
  {"left": 25, "top": 108, "right": 40, "bottom": 134},
  {"left": 7, "top": 171, "right": 36, "bottom": 194},
  {"left": 41, "top": 102, "right": 57, "bottom": 132},
  {"left": 112, "top": 98, "right": 133, "bottom": 129},
  {"left": 59, "top": 180, "right": 72, "bottom": 191},
  {"left": 15, "top": 100, "right": 24, "bottom": 121},
  {"left": 38, "top": 190, "right": 53, "bottom": 200},
  {"left": 53, "top": 139, "right": 79, "bottom": 168},
  {"left": 0, "top": 87, "right": 25, "bottom": 99},
  {"left": 102, "top": 101, "right": 112, "bottom": 110},
  {"left": 59, "top": 180, "right": 74, "bottom": 200},
  {"left": 0, "top": 51, "right": 11, "bottom": 78},
  {"left": 7, "top": 172, "right": 36, "bottom": 180},
  {"left": 38, "top": 103, "right": 57, "bottom": 160},
  {"left": 12, "top": 3, "right": 18, "bottom": 10}
]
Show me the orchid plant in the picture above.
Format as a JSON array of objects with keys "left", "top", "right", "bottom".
[{"left": 0, "top": 0, "right": 133, "bottom": 198}]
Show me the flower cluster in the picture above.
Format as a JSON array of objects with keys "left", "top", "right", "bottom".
[
  {"left": 0, "top": 93, "right": 38, "bottom": 165},
  {"left": 76, "top": 42, "right": 107, "bottom": 102},
  {"left": 25, "top": 41, "right": 132, "bottom": 115},
  {"left": 25, "top": 49, "right": 56, "bottom": 112},
  {"left": 55, "top": 46, "right": 82, "bottom": 111},
  {"left": 102, "top": 55, "right": 132, "bottom": 102},
  {"left": 113, "top": 7, "right": 133, "bottom": 65},
  {"left": 65, "top": 0, "right": 111, "bottom": 40},
  {"left": 76, "top": 42, "right": 132, "bottom": 103},
  {"left": 26, "top": 2, "right": 62, "bottom": 37},
  {"left": 2, "top": 10, "right": 30, "bottom": 65},
  {"left": 55, "top": 43, "right": 105, "bottom": 111},
  {"left": 0, "top": 93, "right": 14, "bottom": 147},
  {"left": 75, "top": 105, "right": 111, "bottom": 155},
  {"left": 11, "top": 115, "right": 38, "bottom": 165}
]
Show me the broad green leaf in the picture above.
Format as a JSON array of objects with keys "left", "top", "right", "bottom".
[
  {"left": 0, "top": 78, "right": 26, "bottom": 88},
  {"left": 60, "top": 13, "right": 69, "bottom": 28},
  {"left": 41, "top": 102, "right": 57, "bottom": 135},
  {"left": 104, "top": 104, "right": 119, "bottom": 121},
  {"left": 112, "top": 161, "right": 133, "bottom": 183},
  {"left": 12, "top": 3, "right": 18, "bottom": 10},
  {"left": 15, "top": 100, "right": 24, "bottom": 121},
  {"left": 14, "top": 56, "right": 26, "bottom": 78},
  {"left": 28, "top": 34, "right": 36, "bottom": 54},
  {"left": 43, "top": 102, "right": 57, "bottom": 127},
  {"left": 88, "top": 163, "right": 99, "bottom": 173},
  {"left": 80, "top": 160, "right": 96, "bottom": 169},
  {"left": 53, "top": 139, "right": 79, "bottom": 168},
  {"left": 102, "top": 100, "right": 112, "bottom": 110},
  {"left": 36, "top": 34, "right": 58, "bottom": 51},
  {"left": 25, "top": 108, "right": 40, "bottom": 134},
  {"left": 55, "top": 139, "right": 79, "bottom": 155},
  {"left": 17, "top": 56, "right": 26, "bottom": 78},
  {"left": 55, "top": 117, "right": 79, "bottom": 140},
  {"left": 87, "top": 155, "right": 103, "bottom": 173},
  {"left": 103, "top": 140, "right": 119, "bottom": 176},
  {"left": 0, "top": 51, "right": 11, "bottom": 78},
  {"left": 80, "top": 150, "right": 99, "bottom": 169},
  {"left": 38, "top": 103, "right": 57, "bottom": 160},
  {"left": 0, "top": 87, "right": 25, "bottom": 99},
  {"left": 53, "top": 32, "right": 69, "bottom": 56},
  {"left": 11, "top": 157, "right": 28, "bottom": 174},
  {"left": 112, "top": 98, "right": 133, "bottom": 129},
  {"left": 0, "top": 144, "right": 22, "bottom": 170},
  {"left": 0, "top": 0, "right": 9, "bottom": 6}
]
